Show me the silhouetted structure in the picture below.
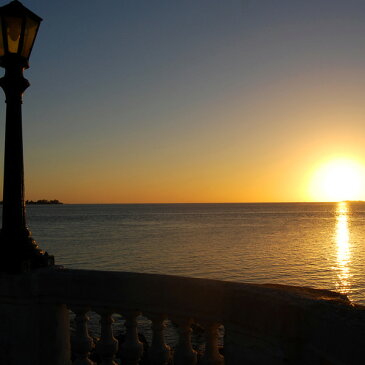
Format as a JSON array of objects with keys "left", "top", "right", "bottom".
[
  {"left": 26, "top": 199, "right": 63, "bottom": 205},
  {"left": 0, "top": 0, "right": 53, "bottom": 273}
]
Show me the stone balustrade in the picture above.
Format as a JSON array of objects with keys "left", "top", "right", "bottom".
[{"left": 0, "top": 267, "right": 365, "bottom": 364}]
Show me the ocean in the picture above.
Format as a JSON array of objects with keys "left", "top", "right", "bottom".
[{"left": 25, "top": 202, "right": 365, "bottom": 305}]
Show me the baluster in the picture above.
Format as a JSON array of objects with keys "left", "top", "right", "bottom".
[
  {"left": 120, "top": 310, "right": 144, "bottom": 365},
  {"left": 95, "top": 310, "right": 119, "bottom": 365},
  {"left": 200, "top": 322, "right": 224, "bottom": 365},
  {"left": 173, "top": 317, "right": 197, "bottom": 365},
  {"left": 148, "top": 314, "right": 171, "bottom": 365},
  {"left": 71, "top": 307, "right": 95, "bottom": 365}
]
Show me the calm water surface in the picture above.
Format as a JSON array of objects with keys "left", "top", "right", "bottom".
[{"left": 24, "top": 202, "right": 365, "bottom": 305}]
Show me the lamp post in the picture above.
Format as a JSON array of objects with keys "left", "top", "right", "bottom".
[{"left": 0, "top": 0, "right": 53, "bottom": 273}]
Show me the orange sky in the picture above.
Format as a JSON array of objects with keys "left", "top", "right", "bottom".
[{"left": 3, "top": 0, "right": 365, "bottom": 203}]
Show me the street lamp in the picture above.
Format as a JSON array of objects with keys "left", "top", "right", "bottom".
[{"left": 0, "top": 0, "right": 53, "bottom": 273}]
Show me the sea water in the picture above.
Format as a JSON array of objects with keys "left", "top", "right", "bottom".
[{"left": 25, "top": 202, "right": 365, "bottom": 305}]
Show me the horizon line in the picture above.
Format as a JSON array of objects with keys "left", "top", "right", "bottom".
[{"left": 42, "top": 200, "right": 363, "bottom": 205}]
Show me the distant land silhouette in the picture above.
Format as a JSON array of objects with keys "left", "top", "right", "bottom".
[
  {"left": 26, "top": 199, "right": 63, "bottom": 205},
  {"left": 0, "top": 199, "right": 63, "bottom": 205}
]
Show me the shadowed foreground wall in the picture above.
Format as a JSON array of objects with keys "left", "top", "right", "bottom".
[{"left": 0, "top": 269, "right": 364, "bottom": 364}]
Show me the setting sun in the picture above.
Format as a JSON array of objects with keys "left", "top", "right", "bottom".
[{"left": 309, "top": 158, "right": 365, "bottom": 202}]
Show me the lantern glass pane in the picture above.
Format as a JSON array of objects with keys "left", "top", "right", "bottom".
[
  {"left": 21, "top": 17, "right": 38, "bottom": 59},
  {"left": 5, "top": 16, "right": 22, "bottom": 53},
  {"left": 0, "top": 18, "right": 4, "bottom": 57}
]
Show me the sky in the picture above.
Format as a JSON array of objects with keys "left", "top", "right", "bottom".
[{"left": 2, "top": 0, "right": 365, "bottom": 203}]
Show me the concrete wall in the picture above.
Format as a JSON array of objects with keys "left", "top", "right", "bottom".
[
  {"left": 0, "top": 273, "right": 71, "bottom": 365},
  {"left": 224, "top": 284, "right": 365, "bottom": 364},
  {"left": 0, "top": 268, "right": 365, "bottom": 364}
]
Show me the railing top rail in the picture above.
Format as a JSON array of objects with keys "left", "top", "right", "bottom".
[
  {"left": 0, "top": 268, "right": 358, "bottom": 308},
  {"left": 33, "top": 268, "right": 365, "bottom": 320},
  {"left": 1, "top": 268, "right": 365, "bottom": 354}
]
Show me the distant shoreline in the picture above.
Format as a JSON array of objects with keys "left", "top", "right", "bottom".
[
  {"left": 32, "top": 201, "right": 364, "bottom": 205},
  {"left": 0, "top": 199, "right": 63, "bottom": 205},
  {"left": 1, "top": 201, "right": 363, "bottom": 205},
  {"left": 26, "top": 199, "right": 63, "bottom": 205}
]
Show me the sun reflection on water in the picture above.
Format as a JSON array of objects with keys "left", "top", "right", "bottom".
[{"left": 334, "top": 201, "right": 352, "bottom": 294}]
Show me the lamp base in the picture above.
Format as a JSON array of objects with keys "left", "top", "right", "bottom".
[{"left": 0, "top": 229, "right": 54, "bottom": 273}]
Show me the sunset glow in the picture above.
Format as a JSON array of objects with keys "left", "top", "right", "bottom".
[
  {"left": 309, "top": 159, "right": 365, "bottom": 202},
  {"left": 335, "top": 202, "right": 352, "bottom": 294},
  {"left": 0, "top": 0, "right": 364, "bottom": 204}
]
